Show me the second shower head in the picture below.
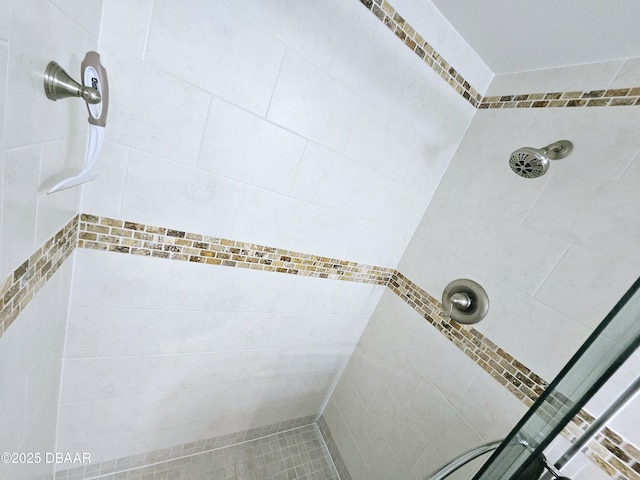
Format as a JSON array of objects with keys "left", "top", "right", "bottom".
[{"left": 509, "top": 140, "right": 573, "bottom": 178}]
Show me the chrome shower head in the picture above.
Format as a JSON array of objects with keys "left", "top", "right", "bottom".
[{"left": 509, "top": 140, "right": 573, "bottom": 178}]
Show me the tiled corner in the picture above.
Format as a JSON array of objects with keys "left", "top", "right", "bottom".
[
  {"left": 388, "top": 270, "right": 640, "bottom": 480},
  {"left": 359, "top": 0, "right": 640, "bottom": 110},
  {"left": 318, "top": 415, "right": 353, "bottom": 480},
  {"left": 2, "top": 210, "right": 639, "bottom": 480}
]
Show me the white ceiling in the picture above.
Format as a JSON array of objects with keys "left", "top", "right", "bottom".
[{"left": 430, "top": 0, "right": 640, "bottom": 74}]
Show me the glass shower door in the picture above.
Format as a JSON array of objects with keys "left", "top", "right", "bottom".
[
  {"left": 427, "top": 275, "right": 640, "bottom": 479},
  {"left": 471, "top": 275, "right": 640, "bottom": 479}
]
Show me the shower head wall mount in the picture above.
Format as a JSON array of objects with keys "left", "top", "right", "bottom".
[
  {"left": 44, "top": 60, "right": 102, "bottom": 104},
  {"left": 509, "top": 140, "right": 573, "bottom": 179}
]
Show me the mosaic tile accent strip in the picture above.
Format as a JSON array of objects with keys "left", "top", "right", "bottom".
[
  {"left": 317, "top": 415, "right": 352, "bottom": 480},
  {"left": 388, "top": 270, "right": 640, "bottom": 480},
  {"left": 358, "top": 0, "right": 640, "bottom": 109},
  {"left": 0, "top": 214, "right": 78, "bottom": 339},
  {"left": 3, "top": 211, "right": 639, "bottom": 479},
  {"left": 54, "top": 416, "right": 318, "bottom": 480},
  {"left": 77, "top": 214, "right": 393, "bottom": 285},
  {"left": 478, "top": 88, "right": 640, "bottom": 110},
  {"left": 358, "top": 0, "right": 483, "bottom": 108}
]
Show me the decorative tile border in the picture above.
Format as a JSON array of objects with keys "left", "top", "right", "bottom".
[
  {"left": 0, "top": 215, "right": 78, "bottom": 340},
  {"left": 54, "top": 416, "right": 317, "bottom": 480},
  {"left": 358, "top": 0, "right": 640, "bottom": 110},
  {"left": 3, "top": 212, "right": 639, "bottom": 479},
  {"left": 77, "top": 214, "right": 393, "bottom": 285},
  {"left": 389, "top": 270, "right": 640, "bottom": 480},
  {"left": 479, "top": 89, "right": 640, "bottom": 109}
]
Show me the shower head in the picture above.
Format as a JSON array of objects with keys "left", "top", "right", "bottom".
[{"left": 509, "top": 140, "right": 573, "bottom": 178}]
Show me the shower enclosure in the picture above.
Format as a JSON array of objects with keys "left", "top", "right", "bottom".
[{"left": 427, "top": 276, "right": 640, "bottom": 480}]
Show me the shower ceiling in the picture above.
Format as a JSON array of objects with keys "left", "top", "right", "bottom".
[{"left": 430, "top": 0, "right": 640, "bottom": 73}]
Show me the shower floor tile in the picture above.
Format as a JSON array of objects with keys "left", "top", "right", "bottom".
[{"left": 93, "top": 424, "right": 340, "bottom": 480}]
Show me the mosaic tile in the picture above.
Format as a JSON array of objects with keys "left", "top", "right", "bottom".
[
  {"left": 77, "top": 214, "right": 393, "bottom": 285},
  {"left": 357, "top": 0, "right": 640, "bottom": 110},
  {"left": 55, "top": 420, "right": 337, "bottom": 480},
  {"left": 3, "top": 210, "right": 639, "bottom": 479},
  {"left": 388, "top": 270, "right": 640, "bottom": 480},
  {"left": 0, "top": 215, "right": 78, "bottom": 339}
]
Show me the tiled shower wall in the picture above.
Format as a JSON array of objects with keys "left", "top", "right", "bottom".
[
  {"left": 3, "top": 1, "right": 640, "bottom": 480},
  {"left": 0, "top": 1, "right": 100, "bottom": 479},
  {"left": 53, "top": 0, "right": 480, "bottom": 466},
  {"left": 86, "top": 0, "right": 479, "bottom": 268},
  {"left": 324, "top": 58, "right": 640, "bottom": 480}
]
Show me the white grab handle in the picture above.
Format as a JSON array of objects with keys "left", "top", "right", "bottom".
[{"left": 47, "top": 125, "right": 104, "bottom": 194}]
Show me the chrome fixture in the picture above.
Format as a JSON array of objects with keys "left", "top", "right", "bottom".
[
  {"left": 427, "top": 437, "right": 572, "bottom": 480},
  {"left": 441, "top": 278, "right": 489, "bottom": 325},
  {"left": 44, "top": 60, "right": 101, "bottom": 104},
  {"left": 43, "top": 52, "right": 109, "bottom": 194},
  {"left": 509, "top": 140, "right": 573, "bottom": 178},
  {"left": 539, "top": 375, "right": 640, "bottom": 479}
]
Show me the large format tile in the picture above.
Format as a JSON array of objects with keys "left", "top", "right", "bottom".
[
  {"left": 100, "top": 47, "right": 211, "bottom": 167},
  {"left": 99, "top": 0, "right": 153, "bottom": 59},
  {"left": 0, "top": 146, "right": 40, "bottom": 279},
  {"left": 120, "top": 150, "right": 244, "bottom": 238},
  {"left": 268, "top": 50, "right": 363, "bottom": 152},
  {"left": 146, "top": 0, "right": 285, "bottom": 115},
  {"left": 198, "top": 97, "right": 306, "bottom": 194}
]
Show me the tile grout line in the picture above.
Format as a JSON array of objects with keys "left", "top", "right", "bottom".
[
  {"left": 358, "top": 0, "right": 640, "bottom": 110},
  {"left": 2, "top": 212, "right": 638, "bottom": 479}
]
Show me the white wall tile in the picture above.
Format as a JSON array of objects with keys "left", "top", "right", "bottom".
[
  {"left": 198, "top": 97, "right": 306, "bottom": 194},
  {"left": 100, "top": 47, "right": 211, "bottom": 166},
  {"left": 399, "top": 240, "right": 487, "bottom": 302},
  {"left": 535, "top": 245, "right": 639, "bottom": 330},
  {"left": 146, "top": 0, "right": 286, "bottom": 116},
  {"left": 291, "top": 142, "right": 425, "bottom": 232},
  {"left": 198, "top": 312, "right": 370, "bottom": 352},
  {"left": 36, "top": 136, "right": 83, "bottom": 244},
  {"left": 484, "top": 73, "right": 515, "bottom": 96},
  {"left": 0, "top": 258, "right": 73, "bottom": 480},
  {"left": 4, "top": 0, "right": 97, "bottom": 149},
  {"left": 0, "top": 3, "right": 8, "bottom": 41},
  {"left": 229, "top": 0, "right": 368, "bottom": 73},
  {"left": 71, "top": 249, "right": 172, "bottom": 309},
  {"left": 231, "top": 186, "right": 356, "bottom": 262},
  {"left": 406, "top": 379, "right": 483, "bottom": 460},
  {"left": 120, "top": 150, "right": 244, "bottom": 237},
  {"left": 386, "top": 0, "right": 493, "bottom": 93},
  {"left": 609, "top": 56, "right": 640, "bottom": 88},
  {"left": 268, "top": 50, "right": 363, "bottom": 152},
  {"left": 79, "top": 141, "right": 129, "bottom": 218},
  {"left": 476, "top": 278, "right": 592, "bottom": 381},
  {"left": 51, "top": 0, "right": 103, "bottom": 37},
  {"left": 448, "top": 367, "right": 528, "bottom": 441},
  {"left": 457, "top": 215, "right": 568, "bottom": 295},
  {"left": 344, "top": 102, "right": 419, "bottom": 182},
  {"left": 357, "top": 323, "right": 423, "bottom": 405},
  {"left": 99, "top": 0, "right": 153, "bottom": 59},
  {"left": 497, "top": 60, "right": 623, "bottom": 95},
  {"left": 344, "top": 219, "right": 411, "bottom": 268},
  {"left": 399, "top": 308, "right": 480, "bottom": 402},
  {"left": 59, "top": 248, "right": 380, "bottom": 459},
  {"left": 0, "top": 147, "right": 40, "bottom": 279}
]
